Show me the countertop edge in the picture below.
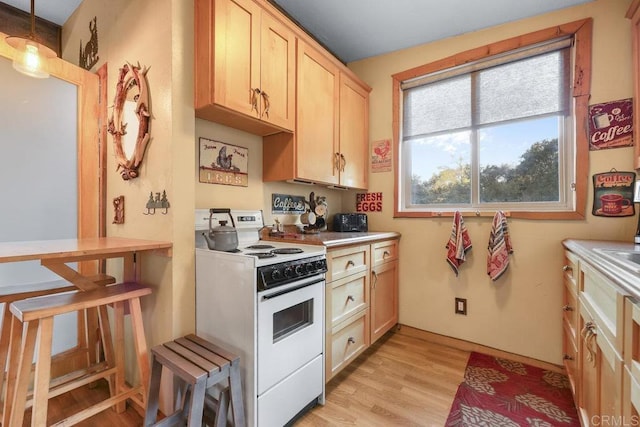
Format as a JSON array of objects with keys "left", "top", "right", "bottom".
[
  {"left": 563, "top": 239, "right": 640, "bottom": 300},
  {"left": 262, "top": 231, "right": 401, "bottom": 248}
]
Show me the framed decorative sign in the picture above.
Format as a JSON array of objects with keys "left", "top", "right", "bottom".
[
  {"left": 371, "top": 139, "right": 392, "bottom": 173},
  {"left": 589, "top": 98, "right": 633, "bottom": 150},
  {"left": 592, "top": 170, "right": 636, "bottom": 217},
  {"left": 199, "top": 138, "right": 248, "bottom": 186},
  {"left": 271, "top": 194, "right": 306, "bottom": 214}
]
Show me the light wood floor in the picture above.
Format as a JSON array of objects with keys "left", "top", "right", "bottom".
[
  {"left": 39, "top": 330, "right": 470, "bottom": 426},
  {"left": 294, "top": 331, "right": 469, "bottom": 426}
]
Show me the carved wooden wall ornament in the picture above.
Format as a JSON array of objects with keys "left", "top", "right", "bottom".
[{"left": 108, "top": 63, "right": 151, "bottom": 180}]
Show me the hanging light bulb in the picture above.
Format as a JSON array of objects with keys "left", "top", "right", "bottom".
[{"left": 5, "top": 0, "right": 57, "bottom": 78}]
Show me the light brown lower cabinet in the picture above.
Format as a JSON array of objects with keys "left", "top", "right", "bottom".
[{"left": 325, "top": 238, "right": 399, "bottom": 382}]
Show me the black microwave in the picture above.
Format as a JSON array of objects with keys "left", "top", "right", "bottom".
[{"left": 333, "top": 213, "right": 368, "bottom": 232}]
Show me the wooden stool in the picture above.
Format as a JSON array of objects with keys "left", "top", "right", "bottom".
[
  {"left": 0, "top": 273, "right": 116, "bottom": 397},
  {"left": 3, "top": 282, "right": 151, "bottom": 427},
  {"left": 144, "top": 334, "right": 246, "bottom": 427}
]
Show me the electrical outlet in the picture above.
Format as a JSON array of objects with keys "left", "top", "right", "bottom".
[{"left": 455, "top": 298, "right": 467, "bottom": 315}]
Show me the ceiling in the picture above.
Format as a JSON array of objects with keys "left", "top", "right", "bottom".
[{"left": 4, "top": 0, "right": 593, "bottom": 63}]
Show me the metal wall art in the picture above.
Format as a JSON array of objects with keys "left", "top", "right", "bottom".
[
  {"left": 144, "top": 190, "right": 170, "bottom": 215},
  {"left": 79, "top": 17, "right": 99, "bottom": 70},
  {"left": 198, "top": 137, "right": 248, "bottom": 186},
  {"left": 108, "top": 62, "right": 151, "bottom": 180},
  {"left": 589, "top": 98, "right": 633, "bottom": 150},
  {"left": 592, "top": 169, "right": 636, "bottom": 217}
]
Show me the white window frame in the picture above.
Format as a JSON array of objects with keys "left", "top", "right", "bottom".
[{"left": 391, "top": 19, "right": 593, "bottom": 220}]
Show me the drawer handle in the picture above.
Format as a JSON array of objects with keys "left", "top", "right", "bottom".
[
  {"left": 562, "top": 304, "right": 573, "bottom": 312},
  {"left": 563, "top": 354, "right": 574, "bottom": 361},
  {"left": 346, "top": 260, "right": 355, "bottom": 269},
  {"left": 347, "top": 295, "right": 355, "bottom": 302},
  {"left": 347, "top": 337, "right": 356, "bottom": 345},
  {"left": 562, "top": 265, "right": 572, "bottom": 272},
  {"left": 383, "top": 250, "right": 391, "bottom": 258},
  {"left": 372, "top": 270, "right": 378, "bottom": 289}
]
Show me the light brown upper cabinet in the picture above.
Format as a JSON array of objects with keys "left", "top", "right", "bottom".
[
  {"left": 264, "top": 41, "right": 371, "bottom": 189},
  {"left": 195, "top": 0, "right": 295, "bottom": 135},
  {"left": 339, "top": 72, "right": 370, "bottom": 189}
]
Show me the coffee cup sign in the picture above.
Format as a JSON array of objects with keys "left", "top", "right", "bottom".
[
  {"left": 592, "top": 170, "right": 636, "bottom": 217},
  {"left": 588, "top": 98, "right": 633, "bottom": 150}
]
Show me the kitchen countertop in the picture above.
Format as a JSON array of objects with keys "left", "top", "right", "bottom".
[
  {"left": 262, "top": 230, "right": 400, "bottom": 248},
  {"left": 563, "top": 239, "right": 640, "bottom": 299}
]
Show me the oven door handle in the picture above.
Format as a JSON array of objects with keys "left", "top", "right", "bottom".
[{"left": 261, "top": 278, "right": 324, "bottom": 300}]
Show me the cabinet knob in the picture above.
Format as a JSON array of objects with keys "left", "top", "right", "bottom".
[
  {"left": 563, "top": 354, "right": 574, "bottom": 361},
  {"left": 347, "top": 337, "right": 356, "bottom": 345},
  {"left": 562, "top": 304, "right": 573, "bottom": 312},
  {"left": 372, "top": 270, "right": 378, "bottom": 288},
  {"left": 347, "top": 295, "right": 355, "bottom": 302},
  {"left": 340, "top": 153, "right": 346, "bottom": 172},
  {"left": 346, "top": 260, "right": 355, "bottom": 268},
  {"left": 334, "top": 153, "right": 341, "bottom": 172},
  {"left": 562, "top": 265, "right": 572, "bottom": 272},
  {"left": 383, "top": 250, "right": 391, "bottom": 258},
  {"left": 250, "top": 88, "right": 261, "bottom": 114}
]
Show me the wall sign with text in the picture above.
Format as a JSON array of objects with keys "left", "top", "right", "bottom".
[
  {"left": 199, "top": 138, "right": 248, "bottom": 187},
  {"left": 272, "top": 194, "right": 306, "bottom": 214},
  {"left": 589, "top": 98, "right": 633, "bottom": 150},
  {"left": 592, "top": 170, "right": 636, "bottom": 217},
  {"left": 356, "top": 192, "right": 383, "bottom": 212}
]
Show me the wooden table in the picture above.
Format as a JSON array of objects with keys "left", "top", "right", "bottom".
[{"left": 0, "top": 237, "right": 172, "bottom": 422}]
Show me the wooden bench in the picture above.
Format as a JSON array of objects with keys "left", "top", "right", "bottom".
[
  {"left": 144, "top": 334, "right": 245, "bottom": 427},
  {"left": 3, "top": 281, "right": 151, "bottom": 427}
]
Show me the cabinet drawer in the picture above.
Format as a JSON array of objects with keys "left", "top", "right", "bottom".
[
  {"left": 330, "top": 271, "right": 369, "bottom": 326},
  {"left": 563, "top": 281, "right": 578, "bottom": 340},
  {"left": 372, "top": 240, "right": 398, "bottom": 266},
  {"left": 562, "top": 320, "right": 578, "bottom": 395},
  {"left": 625, "top": 298, "right": 640, "bottom": 379},
  {"left": 563, "top": 250, "right": 580, "bottom": 293},
  {"left": 327, "top": 245, "right": 369, "bottom": 282},
  {"left": 329, "top": 310, "right": 369, "bottom": 378}
]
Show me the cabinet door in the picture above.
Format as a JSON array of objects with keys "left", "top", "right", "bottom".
[
  {"left": 259, "top": 12, "right": 295, "bottom": 131},
  {"left": 213, "top": 0, "right": 261, "bottom": 118},
  {"left": 338, "top": 73, "right": 369, "bottom": 189},
  {"left": 296, "top": 41, "right": 339, "bottom": 184},
  {"left": 370, "top": 260, "right": 398, "bottom": 343}
]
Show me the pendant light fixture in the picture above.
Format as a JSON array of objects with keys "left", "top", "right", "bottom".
[{"left": 5, "top": 0, "right": 57, "bottom": 78}]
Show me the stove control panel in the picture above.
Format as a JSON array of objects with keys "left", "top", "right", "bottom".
[{"left": 257, "top": 255, "right": 327, "bottom": 291}]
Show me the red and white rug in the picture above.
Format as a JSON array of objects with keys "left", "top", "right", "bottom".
[{"left": 445, "top": 352, "right": 580, "bottom": 426}]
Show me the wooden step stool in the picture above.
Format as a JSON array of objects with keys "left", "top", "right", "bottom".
[
  {"left": 144, "top": 334, "right": 246, "bottom": 427},
  {"left": 3, "top": 282, "right": 152, "bottom": 427}
]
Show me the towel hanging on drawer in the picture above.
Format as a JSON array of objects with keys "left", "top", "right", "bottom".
[
  {"left": 487, "top": 210, "right": 514, "bottom": 281},
  {"left": 446, "top": 211, "right": 472, "bottom": 276}
]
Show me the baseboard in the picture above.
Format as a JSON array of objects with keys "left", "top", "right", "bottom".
[{"left": 395, "top": 324, "right": 565, "bottom": 374}]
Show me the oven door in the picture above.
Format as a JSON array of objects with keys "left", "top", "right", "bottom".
[{"left": 257, "top": 275, "right": 324, "bottom": 395}]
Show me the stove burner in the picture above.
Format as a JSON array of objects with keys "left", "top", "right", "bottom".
[
  {"left": 246, "top": 252, "right": 277, "bottom": 259},
  {"left": 271, "top": 248, "right": 304, "bottom": 255},
  {"left": 245, "top": 244, "right": 276, "bottom": 250}
]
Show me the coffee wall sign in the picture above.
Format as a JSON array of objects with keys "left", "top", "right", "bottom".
[
  {"left": 272, "top": 194, "right": 306, "bottom": 214},
  {"left": 592, "top": 170, "right": 636, "bottom": 217},
  {"left": 589, "top": 98, "right": 633, "bottom": 150}
]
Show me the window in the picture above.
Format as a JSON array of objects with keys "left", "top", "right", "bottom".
[{"left": 392, "top": 19, "right": 592, "bottom": 219}]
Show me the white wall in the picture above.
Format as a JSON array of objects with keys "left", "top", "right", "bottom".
[{"left": 0, "top": 56, "right": 78, "bottom": 352}]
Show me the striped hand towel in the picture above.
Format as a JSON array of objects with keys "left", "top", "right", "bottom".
[
  {"left": 446, "top": 211, "right": 472, "bottom": 276},
  {"left": 487, "top": 211, "right": 514, "bottom": 281}
]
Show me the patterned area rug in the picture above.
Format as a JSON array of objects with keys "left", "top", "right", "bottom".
[{"left": 445, "top": 352, "right": 580, "bottom": 427}]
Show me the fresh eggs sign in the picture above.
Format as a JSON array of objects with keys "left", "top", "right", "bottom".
[{"left": 356, "top": 192, "right": 382, "bottom": 212}]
